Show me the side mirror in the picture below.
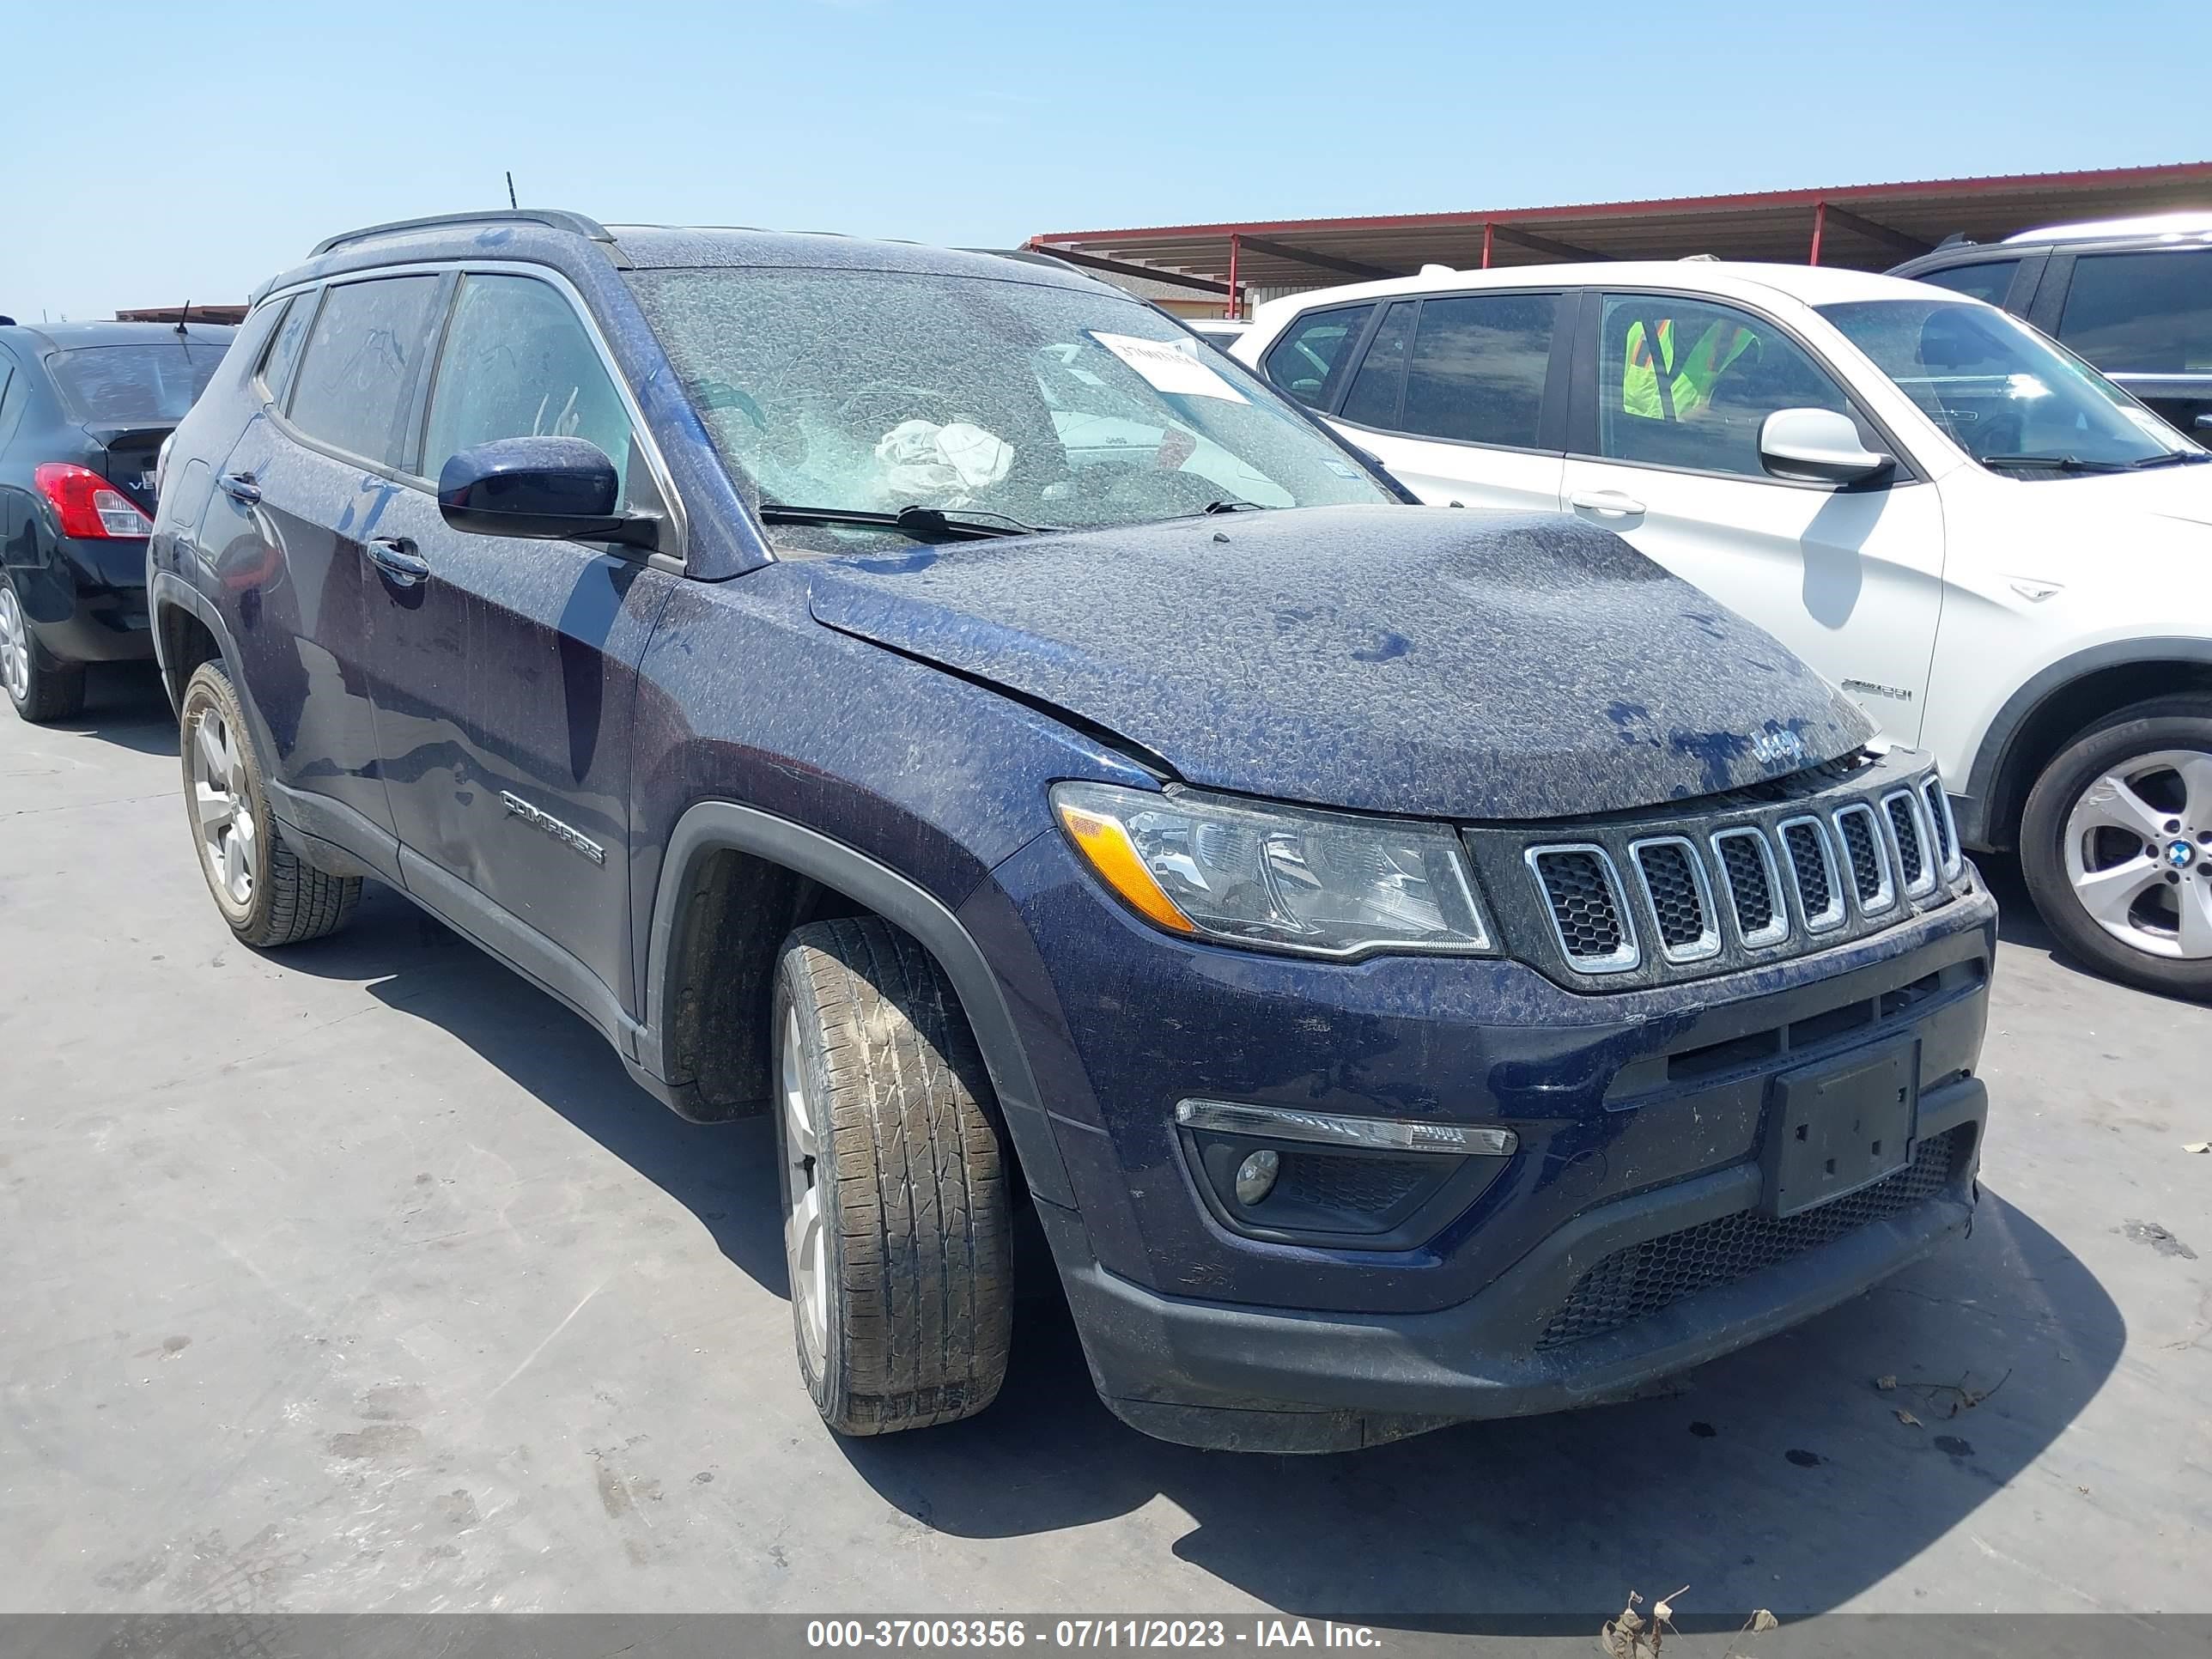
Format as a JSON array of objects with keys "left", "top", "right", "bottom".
[
  {"left": 437, "top": 437, "right": 659, "bottom": 550},
  {"left": 2192, "top": 413, "right": 2212, "bottom": 432},
  {"left": 1759, "top": 408, "right": 1895, "bottom": 485}
]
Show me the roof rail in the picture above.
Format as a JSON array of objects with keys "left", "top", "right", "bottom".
[{"left": 310, "top": 209, "right": 616, "bottom": 258}]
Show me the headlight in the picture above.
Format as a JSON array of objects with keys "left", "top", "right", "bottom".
[{"left": 1051, "top": 781, "right": 1493, "bottom": 959}]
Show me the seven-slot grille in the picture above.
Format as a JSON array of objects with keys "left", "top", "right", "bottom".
[{"left": 1500, "top": 765, "right": 1961, "bottom": 985}]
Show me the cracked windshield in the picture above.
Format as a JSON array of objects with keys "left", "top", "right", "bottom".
[{"left": 626, "top": 266, "right": 1393, "bottom": 546}]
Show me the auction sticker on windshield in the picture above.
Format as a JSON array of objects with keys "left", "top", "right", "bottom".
[{"left": 1090, "top": 332, "right": 1249, "bottom": 403}]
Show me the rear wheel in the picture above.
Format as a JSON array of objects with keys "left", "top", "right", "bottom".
[
  {"left": 0, "top": 575, "right": 87, "bottom": 723},
  {"left": 179, "top": 659, "right": 360, "bottom": 947},
  {"left": 2020, "top": 697, "right": 2212, "bottom": 999},
  {"left": 770, "top": 916, "right": 1012, "bottom": 1436}
]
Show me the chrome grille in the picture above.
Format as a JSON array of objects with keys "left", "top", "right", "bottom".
[
  {"left": 1527, "top": 846, "right": 1638, "bottom": 972},
  {"left": 1883, "top": 789, "right": 1936, "bottom": 897},
  {"left": 1481, "top": 756, "right": 1966, "bottom": 991},
  {"left": 1834, "top": 803, "right": 1896, "bottom": 914},
  {"left": 1711, "top": 827, "right": 1789, "bottom": 948},
  {"left": 1778, "top": 816, "right": 1845, "bottom": 932}
]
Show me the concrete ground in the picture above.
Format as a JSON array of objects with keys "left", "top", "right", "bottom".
[{"left": 2, "top": 665, "right": 2208, "bottom": 1626}]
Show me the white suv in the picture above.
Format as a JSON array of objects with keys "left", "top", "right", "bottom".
[{"left": 1237, "top": 262, "right": 2212, "bottom": 997}]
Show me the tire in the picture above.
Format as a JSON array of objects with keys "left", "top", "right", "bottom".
[
  {"left": 2019, "top": 696, "right": 2212, "bottom": 999},
  {"left": 0, "top": 574, "right": 87, "bottom": 723},
  {"left": 179, "top": 659, "right": 361, "bottom": 948},
  {"left": 769, "top": 916, "right": 1012, "bottom": 1436}
]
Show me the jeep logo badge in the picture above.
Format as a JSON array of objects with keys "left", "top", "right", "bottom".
[{"left": 1751, "top": 729, "right": 1808, "bottom": 766}]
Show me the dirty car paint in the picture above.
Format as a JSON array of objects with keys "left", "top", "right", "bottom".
[{"left": 806, "top": 504, "right": 1875, "bottom": 821}]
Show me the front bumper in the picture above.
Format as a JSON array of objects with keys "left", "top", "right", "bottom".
[
  {"left": 962, "top": 825, "right": 1996, "bottom": 1450},
  {"left": 1045, "top": 1072, "right": 1980, "bottom": 1451}
]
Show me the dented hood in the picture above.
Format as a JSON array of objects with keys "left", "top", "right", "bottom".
[{"left": 805, "top": 505, "right": 1875, "bottom": 821}]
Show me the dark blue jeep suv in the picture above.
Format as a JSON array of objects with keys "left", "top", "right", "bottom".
[{"left": 149, "top": 210, "right": 1996, "bottom": 1452}]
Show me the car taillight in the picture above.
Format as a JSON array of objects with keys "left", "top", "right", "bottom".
[{"left": 33, "top": 462, "right": 155, "bottom": 539}]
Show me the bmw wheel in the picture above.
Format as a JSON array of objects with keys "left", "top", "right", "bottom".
[{"left": 2021, "top": 698, "right": 2212, "bottom": 1000}]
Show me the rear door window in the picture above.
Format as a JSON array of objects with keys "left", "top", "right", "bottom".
[
  {"left": 47, "top": 343, "right": 227, "bottom": 424},
  {"left": 422, "top": 274, "right": 635, "bottom": 503},
  {"left": 1399, "top": 293, "right": 1560, "bottom": 448},
  {"left": 1261, "top": 303, "right": 1376, "bottom": 409},
  {"left": 2058, "top": 250, "right": 2212, "bottom": 373},
  {"left": 1914, "top": 259, "right": 2021, "bottom": 307},
  {"left": 1337, "top": 300, "right": 1416, "bottom": 428},
  {"left": 284, "top": 275, "right": 446, "bottom": 470}
]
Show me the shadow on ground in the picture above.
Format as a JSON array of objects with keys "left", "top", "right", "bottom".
[
  {"left": 42, "top": 662, "right": 178, "bottom": 757},
  {"left": 276, "top": 883, "right": 2124, "bottom": 1625}
]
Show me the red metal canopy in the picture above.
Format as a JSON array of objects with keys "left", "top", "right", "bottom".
[{"left": 1029, "top": 161, "right": 2212, "bottom": 312}]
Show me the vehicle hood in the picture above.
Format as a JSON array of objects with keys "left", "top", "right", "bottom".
[{"left": 805, "top": 505, "right": 1876, "bottom": 821}]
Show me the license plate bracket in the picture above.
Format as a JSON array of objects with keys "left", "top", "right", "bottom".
[{"left": 1760, "top": 1038, "right": 1918, "bottom": 1218}]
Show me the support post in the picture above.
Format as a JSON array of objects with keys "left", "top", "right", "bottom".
[
  {"left": 1481, "top": 222, "right": 1494, "bottom": 270},
  {"left": 1810, "top": 200, "right": 1826, "bottom": 266},
  {"left": 1225, "top": 233, "right": 1240, "bottom": 320}
]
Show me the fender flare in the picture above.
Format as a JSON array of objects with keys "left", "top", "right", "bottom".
[
  {"left": 1956, "top": 637, "right": 2212, "bottom": 848},
  {"left": 639, "top": 799, "right": 1074, "bottom": 1208},
  {"left": 148, "top": 569, "right": 242, "bottom": 712}
]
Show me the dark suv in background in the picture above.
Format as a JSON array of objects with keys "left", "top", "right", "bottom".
[
  {"left": 0, "top": 319, "right": 233, "bottom": 720},
  {"left": 1893, "top": 214, "right": 2212, "bottom": 441},
  {"left": 149, "top": 210, "right": 1996, "bottom": 1452}
]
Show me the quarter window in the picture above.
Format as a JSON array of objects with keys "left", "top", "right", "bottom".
[
  {"left": 422, "top": 275, "right": 635, "bottom": 504},
  {"left": 258, "top": 294, "right": 315, "bottom": 401},
  {"left": 2058, "top": 250, "right": 2212, "bottom": 374},
  {"left": 1262, "top": 304, "right": 1375, "bottom": 409},
  {"left": 1338, "top": 300, "right": 1416, "bottom": 428},
  {"left": 285, "top": 276, "right": 445, "bottom": 470},
  {"left": 1915, "top": 259, "right": 2021, "bottom": 307},
  {"left": 1400, "top": 293, "right": 1559, "bottom": 447},
  {"left": 1596, "top": 295, "right": 1853, "bottom": 478}
]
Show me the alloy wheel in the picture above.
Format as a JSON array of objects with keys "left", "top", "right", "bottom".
[
  {"left": 191, "top": 706, "right": 258, "bottom": 908},
  {"left": 2062, "top": 747, "right": 2212, "bottom": 960},
  {"left": 781, "top": 1006, "right": 830, "bottom": 1364},
  {"left": 0, "top": 585, "right": 30, "bottom": 705}
]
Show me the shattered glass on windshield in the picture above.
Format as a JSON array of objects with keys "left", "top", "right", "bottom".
[{"left": 624, "top": 267, "right": 1392, "bottom": 545}]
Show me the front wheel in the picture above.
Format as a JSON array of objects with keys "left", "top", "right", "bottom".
[
  {"left": 769, "top": 916, "right": 1012, "bottom": 1436},
  {"left": 2020, "top": 698, "right": 2212, "bottom": 999}
]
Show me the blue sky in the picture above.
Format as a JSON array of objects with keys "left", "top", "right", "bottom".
[{"left": 3, "top": 0, "right": 2206, "bottom": 321}]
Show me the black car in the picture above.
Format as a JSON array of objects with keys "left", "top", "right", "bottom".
[
  {"left": 1891, "top": 216, "right": 2212, "bottom": 441},
  {"left": 149, "top": 210, "right": 1995, "bottom": 1451},
  {"left": 0, "top": 319, "right": 234, "bottom": 720}
]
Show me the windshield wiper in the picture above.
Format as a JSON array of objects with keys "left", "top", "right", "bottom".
[
  {"left": 1978, "top": 453, "right": 2130, "bottom": 474},
  {"left": 2127, "top": 449, "right": 2212, "bottom": 470},
  {"left": 757, "top": 502, "right": 1052, "bottom": 541},
  {"left": 1201, "top": 498, "right": 1267, "bottom": 514}
]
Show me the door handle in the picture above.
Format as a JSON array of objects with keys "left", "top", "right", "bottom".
[
  {"left": 1569, "top": 490, "right": 1646, "bottom": 517},
  {"left": 218, "top": 471, "right": 260, "bottom": 505},
  {"left": 365, "top": 536, "right": 430, "bottom": 586}
]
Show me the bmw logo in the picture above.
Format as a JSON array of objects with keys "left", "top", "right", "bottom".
[{"left": 2168, "top": 839, "right": 2198, "bottom": 871}]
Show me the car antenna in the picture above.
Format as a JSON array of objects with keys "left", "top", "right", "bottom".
[
  {"left": 174, "top": 301, "right": 191, "bottom": 337},
  {"left": 506, "top": 171, "right": 518, "bottom": 210}
]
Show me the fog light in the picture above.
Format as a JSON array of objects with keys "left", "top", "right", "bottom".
[{"left": 1234, "top": 1150, "right": 1280, "bottom": 1206}]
